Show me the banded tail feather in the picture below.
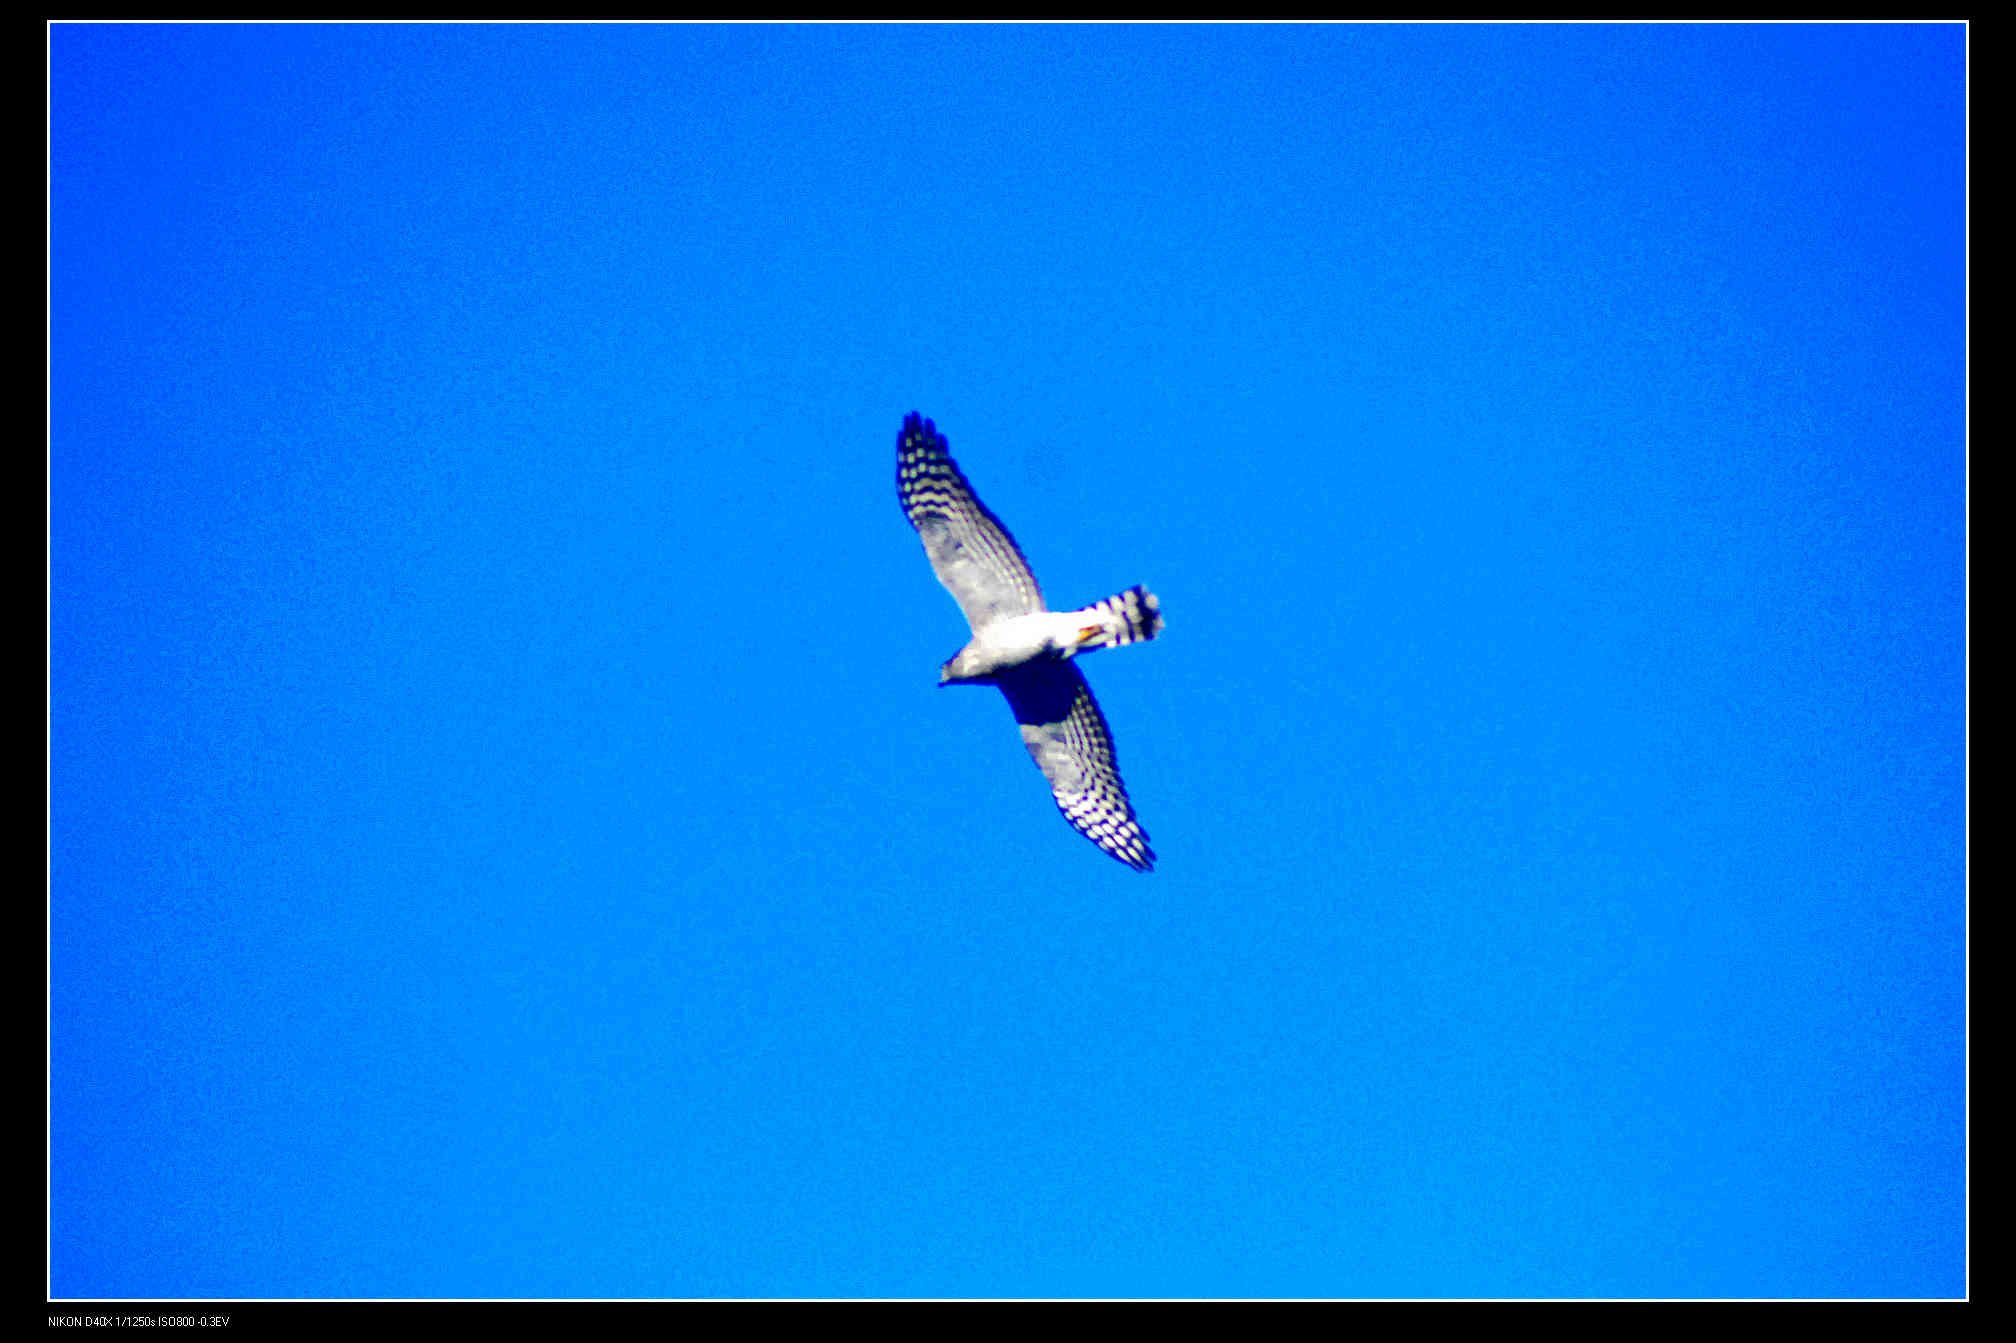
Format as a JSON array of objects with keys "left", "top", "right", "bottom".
[{"left": 1079, "top": 585, "right": 1163, "bottom": 650}]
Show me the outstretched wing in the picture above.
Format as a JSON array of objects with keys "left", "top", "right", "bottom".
[
  {"left": 997, "top": 662, "right": 1155, "bottom": 873},
  {"left": 897, "top": 412, "right": 1045, "bottom": 630}
]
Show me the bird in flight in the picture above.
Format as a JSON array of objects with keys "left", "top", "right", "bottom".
[{"left": 896, "top": 412, "right": 1163, "bottom": 872}]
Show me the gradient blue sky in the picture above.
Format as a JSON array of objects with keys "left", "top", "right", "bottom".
[{"left": 50, "top": 22, "right": 1965, "bottom": 1299}]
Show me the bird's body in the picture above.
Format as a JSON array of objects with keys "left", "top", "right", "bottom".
[
  {"left": 939, "top": 611, "right": 1092, "bottom": 684},
  {"left": 940, "top": 593, "right": 1161, "bottom": 685},
  {"left": 896, "top": 412, "right": 1163, "bottom": 872}
]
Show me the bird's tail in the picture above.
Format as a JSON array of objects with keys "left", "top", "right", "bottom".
[{"left": 1075, "top": 585, "right": 1164, "bottom": 650}]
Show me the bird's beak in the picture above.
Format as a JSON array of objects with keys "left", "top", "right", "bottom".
[{"left": 1077, "top": 625, "right": 1103, "bottom": 645}]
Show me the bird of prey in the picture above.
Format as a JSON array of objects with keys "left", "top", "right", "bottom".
[{"left": 896, "top": 412, "right": 1163, "bottom": 872}]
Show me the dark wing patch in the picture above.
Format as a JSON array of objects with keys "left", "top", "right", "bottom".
[{"left": 997, "top": 662, "right": 1155, "bottom": 873}]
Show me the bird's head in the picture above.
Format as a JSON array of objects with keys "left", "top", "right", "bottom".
[{"left": 939, "top": 649, "right": 988, "bottom": 686}]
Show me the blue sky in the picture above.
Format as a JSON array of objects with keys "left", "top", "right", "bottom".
[{"left": 50, "top": 22, "right": 1965, "bottom": 1299}]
